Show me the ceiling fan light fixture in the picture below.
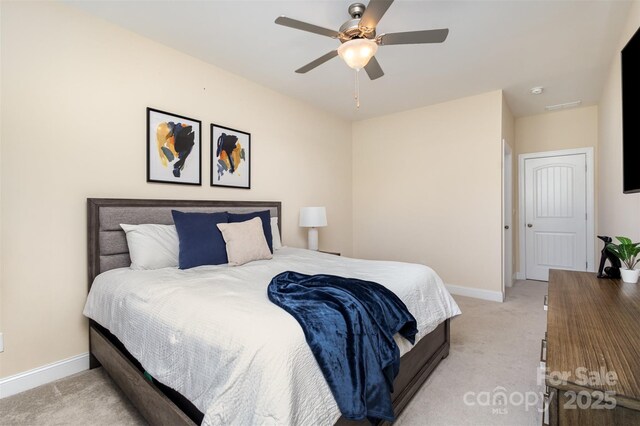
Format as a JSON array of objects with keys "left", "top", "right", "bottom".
[{"left": 337, "top": 38, "right": 378, "bottom": 70}]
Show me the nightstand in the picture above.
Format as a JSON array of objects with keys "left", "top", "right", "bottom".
[{"left": 319, "top": 250, "right": 341, "bottom": 256}]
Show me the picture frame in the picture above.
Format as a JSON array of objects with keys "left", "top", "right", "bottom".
[
  {"left": 210, "top": 123, "right": 251, "bottom": 189},
  {"left": 147, "top": 107, "right": 202, "bottom": 186}
]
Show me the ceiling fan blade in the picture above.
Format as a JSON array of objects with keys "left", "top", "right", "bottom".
[
  {"left": 379, "top": 29, "right": 449, "bottom": 45},
  {"left": 359, "top": 0, "right": 394, "bottom": 30},
  {"left": 364, "top": 56, "right": 384, "bottom": 80},
  {"left": 295, "top": 50, "right": 339, "bottom": 74},
  {"left": 275, "top": 16, "right": 339, "bottom": 38}
]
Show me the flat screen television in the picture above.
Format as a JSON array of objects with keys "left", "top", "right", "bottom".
[{"left": 622, "top": 26, "right": 640, "bottom": 193}]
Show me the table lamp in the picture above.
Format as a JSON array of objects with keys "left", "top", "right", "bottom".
[{"left": 299, "top": 207, "right": 327, "bottom": 250}]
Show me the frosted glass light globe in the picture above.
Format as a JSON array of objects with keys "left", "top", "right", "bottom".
[{"left": 337, "top": 38, "right": 378, "bottom": 70}]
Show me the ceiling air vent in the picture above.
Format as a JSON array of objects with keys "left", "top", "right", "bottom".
[{"left": 545, "top": 101, "right": 582, "bottom": 111}]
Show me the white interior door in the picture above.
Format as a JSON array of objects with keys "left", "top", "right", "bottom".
[{"left": 524, "top": 154, "right": 587, "bottom": 281}]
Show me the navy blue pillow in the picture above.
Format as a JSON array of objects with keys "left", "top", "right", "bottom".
[
  {"left": 171, "top": 210, "right": 229, "bottom": 269},
  {"left": 228, "top": 210, "right": 273, "bottom": 253}
]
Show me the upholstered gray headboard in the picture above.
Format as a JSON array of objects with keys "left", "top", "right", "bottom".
[{"left": 87, "top": 198, "right": 281, "bottom": 289}]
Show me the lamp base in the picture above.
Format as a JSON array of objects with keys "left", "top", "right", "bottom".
[{"left": 307, "top": 227, "right": 319, "bottom": 251}]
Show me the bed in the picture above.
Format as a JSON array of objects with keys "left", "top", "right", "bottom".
[{"left": 85, "top": 198, "right": 460, "bottom": 425}]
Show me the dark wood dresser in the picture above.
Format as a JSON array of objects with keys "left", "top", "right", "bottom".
[{"left": 544, "top": 270, "right": 640, "bottom": 425}]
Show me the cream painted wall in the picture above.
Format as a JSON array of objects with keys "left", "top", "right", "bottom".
[
  {"left": 0, "top": 1, "right": 3, "bottom": 353},
  {"left": 0, "top": 1, "right": 352, "bottom": 378},
  {"left": 502, "top": 95, "right": 516, "bottom": 148},
  {"left": 515, "top": 106, "right": 598, "bottom": 155},
  {"left": 598, "top": 0, "right": 640, "bottom": 241},
  {"left": 352, "top": 90, "right": 504, "bottom": 293},
  {"left": 501, "top": 95, "right": 516, "bottom": 281},
  {"left": 513, "top": 106, "right": 599, "bottom": 276},
  {"left": 502, "top": 97, "right": 515, "bottom": 149}
]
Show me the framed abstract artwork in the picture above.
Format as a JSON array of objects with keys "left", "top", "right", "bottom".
[
  {"left": 147, "top": 107, "right": 201, "bottom": 185},
  {"left": 210, "top": 124, "right": 251, "bottom": 189}
]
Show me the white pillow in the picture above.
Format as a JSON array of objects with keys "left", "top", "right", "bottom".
[
  {"left": 120, "top": 224, "right": 179, "bottom": 270},
  {"left": 271, "top": 217, "right": 283, "bottom": 250},
  {"left": 217, "top": 217, "right": 273, "bottom": 266}
]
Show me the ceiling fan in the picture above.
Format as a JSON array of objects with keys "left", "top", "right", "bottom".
[{"left": 275, "top": 0, "right": 449, "bottom": 81}]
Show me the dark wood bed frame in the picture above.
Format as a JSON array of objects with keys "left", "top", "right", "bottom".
[{"left": 87, "top": 198, "right": 451, "bottom": 425}]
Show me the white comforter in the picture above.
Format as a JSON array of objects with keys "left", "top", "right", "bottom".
[{"left": 83, "top": 247, "right": 460, "bottom": 425}]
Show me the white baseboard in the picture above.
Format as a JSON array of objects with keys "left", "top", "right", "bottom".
[
  {"left": 446, "top": 284, "right": 504, "bottom": 303},
  {"left": 515, "top": 271, "right": 526, "bottom": 280},
  {"left": 0, "top": 353, "right": 89, "bottom": 399}
]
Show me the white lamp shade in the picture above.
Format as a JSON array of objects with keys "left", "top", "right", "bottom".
[
  {"left": 337, "top": 38, "right": 378, "bottom": 70},
  {"left": 299, "top": 207, "right": 327, "bottom": 227}
]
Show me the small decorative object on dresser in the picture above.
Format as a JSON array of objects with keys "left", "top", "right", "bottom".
[
  {"left": 210, "top": 124, "right": 250, "bottom": 189},
  {"left": 299, "top": 206, "right": 327, "bottom": 250},
  {"left": 147, "top": 108, "right": 201, "bottom": 185},
  {"left": 606, "top": 236, "right": 640, "bottom": 283},
  {"left": 597, "top": 235, "right": 621, "bottom": 279}
]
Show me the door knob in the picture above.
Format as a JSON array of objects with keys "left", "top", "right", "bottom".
[
  {"left": 504, "top": 225, "right": 510, "bottom": 230},
  {"left": 527, "top": 223, "right": 533, "bottom": 228}
]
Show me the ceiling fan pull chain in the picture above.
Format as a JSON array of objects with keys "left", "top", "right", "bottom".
[{"left": 355, "top": 69, "right": 360, "bottom": 109}]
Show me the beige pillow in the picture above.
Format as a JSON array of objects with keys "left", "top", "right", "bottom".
[{"left": 217, "top": 217, "right": 273, "bottom": 266}]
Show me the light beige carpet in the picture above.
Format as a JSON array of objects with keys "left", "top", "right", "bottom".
[
  {"left": 397, "top": 280, "right": 548, "bottom": 425},
  {"left": 0, "top": 367, "right": 144, "bottom": 425},
  {"left": 0, "top": 280, "right": 547, "bottom": 426}
]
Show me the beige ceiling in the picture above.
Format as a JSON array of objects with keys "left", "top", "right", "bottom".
[{"left": 66, "top": 0, "right": 633, "bottom": 120}]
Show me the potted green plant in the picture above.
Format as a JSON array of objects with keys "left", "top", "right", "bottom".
[{"left": 607, "top": 236, "right": 640, "bottom": 283}]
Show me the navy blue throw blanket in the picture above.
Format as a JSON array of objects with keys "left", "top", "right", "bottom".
[{"left": 267, "top": 271, "right": 418, "bottom": 422}]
